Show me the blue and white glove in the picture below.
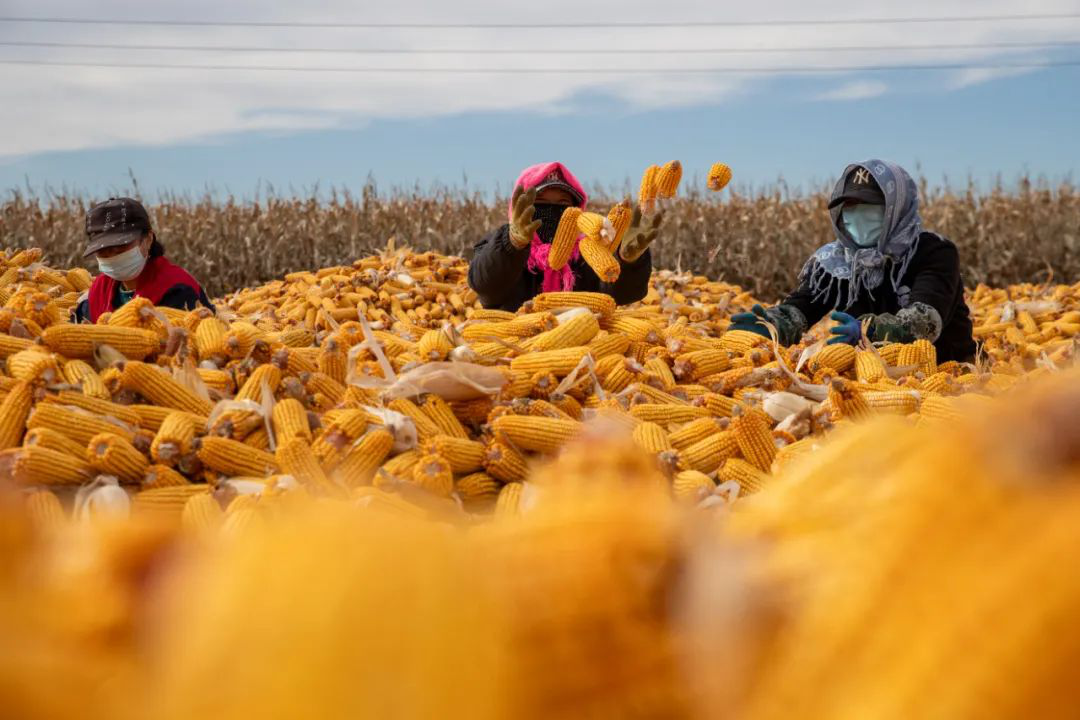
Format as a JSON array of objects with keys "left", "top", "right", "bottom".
[{"left": 827, "top": 311, "right": 861, "bottom": 346}]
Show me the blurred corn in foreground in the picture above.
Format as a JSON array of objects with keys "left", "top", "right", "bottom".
[{"left": 0, "top": 240, "right": 1078, "bottom": 719}]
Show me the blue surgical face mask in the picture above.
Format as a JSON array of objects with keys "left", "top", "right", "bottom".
[
  {"left": 97, "top": 244, "right": 148, "bottom": 282},
  {"left": 842, "top": 204, "right": 886, "bottom": 249}
]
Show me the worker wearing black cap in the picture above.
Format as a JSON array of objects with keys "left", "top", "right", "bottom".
[
  {"left": 73, "top": 197, "right": 214, "bottom": 323},
  {"left": 728, "top": 160, "right": 976, "bottom": 362}
]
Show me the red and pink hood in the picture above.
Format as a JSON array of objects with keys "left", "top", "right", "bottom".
[{"left": 511, "top": 162, "right": 589, "bottom": 293}]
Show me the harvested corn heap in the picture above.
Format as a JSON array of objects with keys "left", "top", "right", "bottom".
[
  {"left": 0, "top": 244, "right": 1077, "bottom": 516},
  {"left": 2, "top": 366, "right": 1080, "bottom": 720}
]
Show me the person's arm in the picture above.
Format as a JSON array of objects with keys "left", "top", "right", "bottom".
[
  {"left": 864, "top": 238, "right": 958, "bottom": 343},
  {"left": 157, "top": 284, "right": 204, "bottom": 312},
  {"left": 71, "top": 297, "right": 91, "bottom": 324},
  {"left": 601, "top": 248, "right": 652, "bottom": 305},
  {"left": 467, "top": 224, "right": 531, "bottom": 309}
]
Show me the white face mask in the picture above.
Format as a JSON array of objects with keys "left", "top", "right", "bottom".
[
  {"left": 842, "top": 204, "right": 886, "bottom": 249},
  {"left": 97, "top": 244, "right": 148, "bottom": 282}
]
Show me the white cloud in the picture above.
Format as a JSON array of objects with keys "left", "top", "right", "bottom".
[
  {"left": 0, "top": 0, "right": 1077, "bottom": 158},
  {"left": 815, "top": 80, "right": 888, "bottom": 101}
]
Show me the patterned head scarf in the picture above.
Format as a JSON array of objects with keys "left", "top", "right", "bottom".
[{"left": 800, "top": 159, "right": 923, "bottom": 309}]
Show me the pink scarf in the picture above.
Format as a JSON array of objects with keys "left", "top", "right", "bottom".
[{"left": 510, "top": 162, "right": 588, "bottom": 293}]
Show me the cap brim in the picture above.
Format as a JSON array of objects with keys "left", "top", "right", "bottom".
[
  {"left": 83, "top": 230, "right": 143, "bottom": 258},
  {"left": 534, "top": 181, "right": 584, "bottom": 205},
  {"left": 828, "top": 189, "right": 885, "bottom": 209}
]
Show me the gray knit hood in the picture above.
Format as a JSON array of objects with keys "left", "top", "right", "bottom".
[{"left": 799, "top": 159, "right": 923, "bottom": 310}]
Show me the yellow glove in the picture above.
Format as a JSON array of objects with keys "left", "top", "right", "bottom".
[
  {"left": 508, "top": 186, "right": 541, "bottom": 250},
  {"left": 619, "top": 207, "right": 662, "bottom": 263}
]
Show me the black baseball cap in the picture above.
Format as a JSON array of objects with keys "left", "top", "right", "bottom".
[
  {"left": 828, "top": 167, "right": 886, "bottom": 209},
  {"left": 533, "top": 168, "right": 584, "bottom": 206},
  {"left": 84, "top": 197, "right": 152, "bottom": 258}
]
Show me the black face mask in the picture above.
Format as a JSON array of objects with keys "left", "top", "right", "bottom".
[{"left": 533, "top": 203, "right": 570, "bottom": 244}]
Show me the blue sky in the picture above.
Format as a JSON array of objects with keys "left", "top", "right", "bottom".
[{"left": 1, "top": 1, "right": 1078, "bottom": 198}]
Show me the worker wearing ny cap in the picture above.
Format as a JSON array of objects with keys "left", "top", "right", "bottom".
[
  {"left": 468, "top": 162, "right": 660, "bottom": 311},
  {"left": 73, "top": 197, "right": 214, "bottom": 323},
  {"left": 729, "top": 160, "right": 976, "bottom": 362}
]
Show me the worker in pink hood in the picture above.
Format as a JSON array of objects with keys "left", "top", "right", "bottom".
[{"left": 468, "top": 162, "right": 660, "bottom": 310}]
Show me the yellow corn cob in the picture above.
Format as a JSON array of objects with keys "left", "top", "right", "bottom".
[
  {"left": 0, "top": 381, "right": 34, "bottom": 449},
  {"left": 412, "top": 453, "right": 454, "bottom": 497},
  {"left": 628, "top": 403, "right": 710, "bottom": 426},
  {"left": 654, "top": 160, "right": 682, "bottom": 199},
  {"left": 605, "top": 316, "right": 661, "bottom": 342},
  {"left": 668, "top": 417, "right": 727, "bottom": 450},
  {"left": 25, "top": 489, "right": 66, "bottom": 530},
  {"left": 197, "top": 368, "right": 234, "bottom": 394},
  {"left": 223, "top": 321, "right": 262, "bottom": 359},
  {"left": 151, "top": 411, "right": 199, "bottom": 466},
  {"left": 673, "top": 349, "right": 731, "bottom": 381},
  {"left": 129, "top": 404, "right": 206, "bottom": 433},
  {"left": 638, "top": 164, "right": 660, "bottom": 213},
  {"left": 87, "top": 432, "right": 150, "bottom": 484},
  {"left": 181, "top": 492, "right": 224, "bottom": 532},
  {"left": 41, "top": 324, "right": 161, "bottom": 359},
  {"left": 605, "top": 200, "right": 633, "bottom": 253},
  {"left": 494, "top": 480, "right": 524, "bottom": 516},
  {"left": 863, "top": 390, "right": 921, "bottom": 415},
  {"left": 811, "top": 343, "right": 857, "bottom": 373},
  {"left": 423, "top": 435, "right": 485, "bottom": 474},
  {"left": 0, "top": 334, "right": 34, "bottom": 358},
  {"left": 14, "top": 445, "right": 94, "bottom": 486},
  {"left": 547, "top": 206, "right": 584, "bottom": 271},
  {"left": 275, "top": 437, "right": 332, "bottom": 489},
  {"left": 243, "top": 427, "right": 272, "bottom": 451},
  {"left": 7, "top": 349, "right": 62, "bottom": 384},
  {"left": 61, "top": 358, "right": 111, "bottom": 399},
  {"left": 272, "top": 398, "right": 312, "bottom": 444},
  {"left": 420, "top": 395, "right": 469, "bottom": 439},
  {"left": 27, "top": 403, "right": 136, "bottom": 446},
  {"left": 679, "top": 430, "right": 738, "bottom": 474},
  {"left": 673, "top": 470, "right": 715, "bottom": 501},
  {"left": 483, "top": 439, "right": 529, "bottom": 482},
  {"left": 455, "top": 471, "right": 500, "bottom": 506},
  {"left": 509, "top": 346, "right": 590, "bottom": 376},
  {"left": 577, "top": 211, "right": 615, "bottom": 246},
  {"left": 197, "top": 436, "right": 279, "bottom": 477},
  {"left": 707, "top": 162, "right": 733, "bottom": 191},
  {"left": 720, "top": 329, "right": 770, "bottom": 354},
  {"left": 65, "top": 267, "right": 93, "bottom": 292},
  {"left": 828, "top": 378, "right": 873, "bottom": 421},
  {"left": 588, "top": 331, "right": 631, "bottom": 359},
  {"left": 719, "top": 457, "right": 769, "bottom": 494},
  {"left": 491, "top": 414, "right": 582, "bottom": 454},
  {"left": 302, "top": 371, "right": 346, "bottom": 407},
  {"left": 133, "top": 484, "right": 211, "bottom": 516},
  {"left": 235, "top": 363, "right": 282, "bottom": 404},
  {"left": 918, "top": 394, "right": 965, "bottom": 423},
  {"left": 387, "top": 397, "right": 442, "bottom": 442},
  {"left": 532, "top": 291, "right": 616, "bottom": 317},
  {"left": 143, "top": 463, "right": 191, "bottom": 489},
  {"left": 122, "top": 361, "right": 214, "bottom": 415},
  {"left": 578, "top": 236, "right": 621, "bottom": 283},
  {"left": 855, "top": 350, "right": 887, "bottom": 383},
  {"left": 527, "top": 312, "right": 600, "bottom": 352},
  {"left": 632, "top": 422, "right": 673, "bottom": 454},
  {"left": 41, "top": 390, "right": 142, "bottom": 426},
  {"left": 731, "top": 408, "right": 776, "bottom": 472},
  {"left": 333, "top": 428, "right": 395, "bottom": 486},
  {"left": 23, "top": 426, "right": 87, "bottom": 457}
]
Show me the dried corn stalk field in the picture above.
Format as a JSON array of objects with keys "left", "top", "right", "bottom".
[
  {"left": 0, "top": 174, "right": 1079, "bottom": 718},
  {"left": 2, "top": 176, "right": 1077, "bottom": 298}
]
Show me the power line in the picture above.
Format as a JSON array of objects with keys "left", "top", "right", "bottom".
[
  {"left": 1, "top": 58, "right": 1078, "bottom": 74},
  {"left": 1, "top": 39, "right": 1079, "bottom": 54},
  {"left": 0, "top": 12, "right": 1079, "bottom": 30}
]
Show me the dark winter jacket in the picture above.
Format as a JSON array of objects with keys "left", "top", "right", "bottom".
[{"left": 467, "top": 223, "right": 653, "bottom": 312}]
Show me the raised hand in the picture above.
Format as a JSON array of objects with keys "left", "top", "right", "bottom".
[
  {"left": 619, "top": 206, "right": 663, "bottom": 263},
  {"left": 508, "top": 186, "right": 541, "bottom": 249}
]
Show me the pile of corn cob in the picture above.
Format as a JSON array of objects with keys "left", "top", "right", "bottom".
[{"left": 0, "top": 242, "right": 1077, "bottom": 527}]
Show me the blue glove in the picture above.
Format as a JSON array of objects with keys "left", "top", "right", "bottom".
[
  {"left": 827, "top": 311, "right": 861, "bottom": 345},
  {"left": 728, "top": 303, "right": 772, "bottom": 339}
]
